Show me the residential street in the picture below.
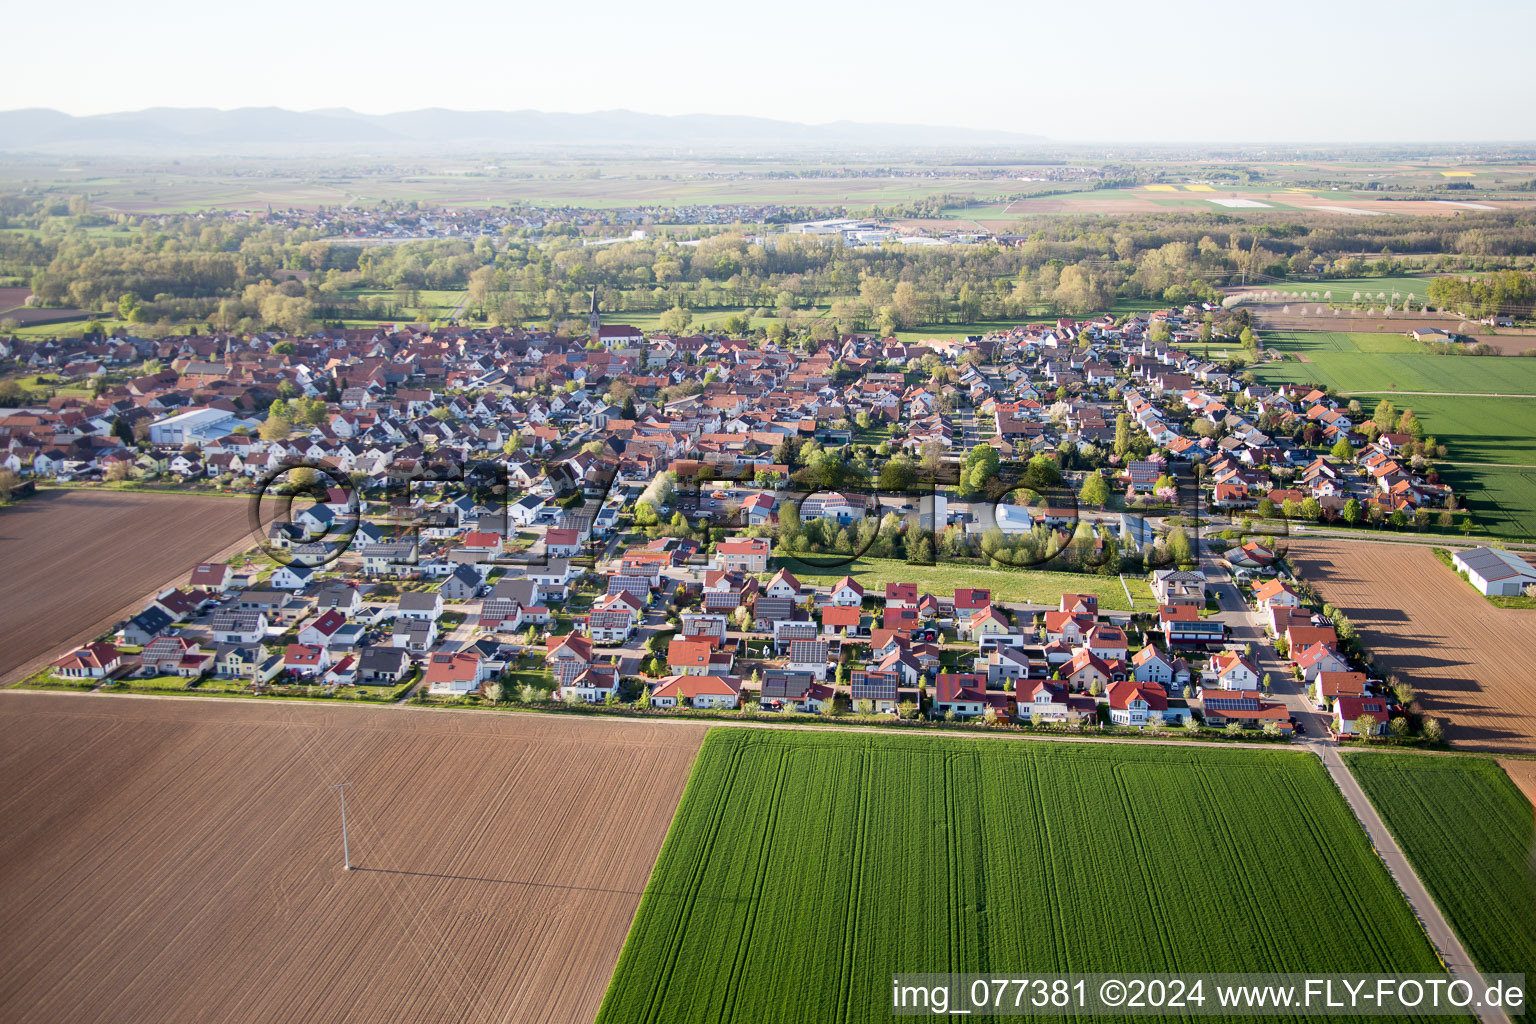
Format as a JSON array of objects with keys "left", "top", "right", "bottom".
[
  {"left": 1199, "top": 543, "right": 1332, "bottom": 739},
  {"left": 1201, "top": 539, "right": 1504, "bottom": 1021}
]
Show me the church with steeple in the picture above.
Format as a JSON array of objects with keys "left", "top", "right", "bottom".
[{"left": 588, "top": 288, "right": 644, "bottom": 349}]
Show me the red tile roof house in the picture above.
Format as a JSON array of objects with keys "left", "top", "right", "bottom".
[
  {"left": 952, "top": 588, "right": 993, "bottom": 622},
  {"left": 1083, "top": 623, "right": 1128, "bottom": 661},
  {"left": 716, "top": 536, "right": 770, "bottom": 573},
  {"left": 667, "top": 638, "right": 716, "bottom": 676},
  {"left": 1293, "top": 642, "right": 1350, "bottom": 683},
  {"left": 1285, "top": 624, "right": 1338, "bottom": 656},
  {"left": 187, "top": 562, "right": 232, "bottom": 592},
  {"left": 1059, "top": 593, "right": 1099, "bottom": 616},
  {"left": 1015, "top": 680, "right": 1096, "bottom": 724},
  {"left": 298, "top": 608, "right": 348, "bottom": 647},
  {"left": 50, "top": 642, "right": 122, "bottom": 679},
  {"left": 140, "top": 636, "right": 214, "bottom": 679},
  {"left": 544, "top": 528, "right": 582, "bottom": 557},
  {"left": 821, "top": 603, "right": 863, "bottom": 636},
  {"left": 1205, "top": 650, "right": 1260, "bottom": 691},
  {"left": 1199, "top": 690, "right": 1293, "bottom": 733},
  {"left": 1063, "top": 650, "right": 1125, "bottom": 692},
  {"left": 1334, "top": 695, "right": 1391, "bottom": 737},
  {"left": 826, "top": 576, "right": 865, "bottom": 607},
  {"left": 765, "top": 568, "right": 802, "bottom": 600},
  {"left": 546, "top": 633, "right": 594, "bottom": 686},
  {"left": 586, "top": 591, "right": 643, "bottom": 644},
  {"left": 422, "top": 651, "right": 487, "bottom": 696},
  {"left": 649, "top": 674, "right": 742, "bottom": 709},
  {"left": 557, "top": 665, "right": 619, "bottom": 703},
  {"left": 1043, "top": 609, "right": 1094, "bottom": 646},
  {"left": 1313, "top": 670, "right": 1368, "bottom": 709},
  {"left": 283, "top": 643, "right": 332, "bottom": 678},
  {"left": 932, "top": 673, "right": 1006, "bottom": 718},
  {"left": 1252, "top": 578, "right": 1301, "bottom": 613},
  {"left": 885, "top": 582, "right": 918, "bottom": 609},
  {"left": 1106, "top": 679, "right": 1189, "bottom": 727},
  {"left": 460, "top": 531, "right": 505, "bottom": 559}
]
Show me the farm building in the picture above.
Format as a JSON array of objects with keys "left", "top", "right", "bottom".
[{"left": 1452, "top": 547, "right": 1536, "bottom": 596}]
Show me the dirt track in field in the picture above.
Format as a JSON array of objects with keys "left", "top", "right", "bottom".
[
  {"left": 0, "top": 490, "right": 253, "bottom": 684},
  {"left": 1287, "top": 539, "right": 1536, "bottom": 753},
  {"left": 0, "top": 694, "right": 706, "bottom": 1024}
]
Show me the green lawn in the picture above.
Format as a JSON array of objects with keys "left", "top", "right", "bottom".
[
  {"left": 1251, "top": 330, "right": 1536, "bottom": 395},
  {"left": 598, "top": 731, "right": 1444, "bottom": 1024},
  {"left": 1344, "top": 753, "right": 1535, "bottom": 987},
  {"left": 769, "top": 555, "right": 1150, "bottom": 610}
]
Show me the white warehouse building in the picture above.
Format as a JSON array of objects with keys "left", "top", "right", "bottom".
[
  {"left": 148, "top": 407, "right": 243, "bottom": 446},
  {"left": 1451, "top": 546, "right": 1536, "bottom": 596}
]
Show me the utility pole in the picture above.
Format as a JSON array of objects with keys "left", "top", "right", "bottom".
[{"left": 332, "top": 782, "right": 353, "bottom": 871}]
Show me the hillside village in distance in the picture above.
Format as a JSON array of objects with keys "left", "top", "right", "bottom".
[{"left": 5, "top": 297, "right": 1477, "bottom": 742}]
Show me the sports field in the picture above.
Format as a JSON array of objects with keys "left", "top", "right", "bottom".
[
  {"left": 1344, "top": 753, "right": 1535, "bottom": 987},
  {"left": 597, "top": 730, "right": 1443, "bottom": 1024},
  {"left": 1251, "top": 331, "right": 1536, "bottom": 394}
]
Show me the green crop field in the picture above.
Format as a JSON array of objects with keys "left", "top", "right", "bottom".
[
  {"left": 1252, "top": 331, "right": 1536, "bottom": 394},
  {"left": 1387, "top": 395, "right": 1536, "bottom": 466},
  {"left": 1439, "top": 465, "right": 1536, "bottom": 539},
  {"left": 769, "top": 555, "right": 1151, "bottom": 609},
  {"left": 1344, "top": 753, "right": 1536, "bottom": 986},
  {"left": 598, "top": 731, "right": 1443, "bottom": 1024},
  {"left": 1263, "top": 277, "right": 1439, "bottom": 302}
]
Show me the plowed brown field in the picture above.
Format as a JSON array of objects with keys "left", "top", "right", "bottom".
[
  {"left": 1288, "top": 539, "right": 1536, "bottom": 752},
  {"left": 0, "top": 694, "right": 705, "bottom": 1024},
  {"left": 0, "top": 490, "right": 252, "bottom": 685},
  {"left": 1498, "top": 759, "right": 1536, "bottom": 811}
]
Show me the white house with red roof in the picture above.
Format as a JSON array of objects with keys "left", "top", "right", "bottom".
[
  {"left": 765, "top": 568, "right": 802, "bottom": 601},
  {"left": 1206, "top": 651, "right": 1260, "bottom": 691},
  {"left": 1043, "top": 609, "right": 1094, "bottom": 646},
  {"left": 1252, "top": 578, "right": 1301, "bottom": 613},
  {"left": 298, "top": 609, "right": 348, "bottom": 647},
  {"left": 716, "top": 536, "right": 770, "bottom": 573},
  {"left": 284, "top": 643, "right": 331, "bottom": 677},
  {"left": 1314, "top": 670, "right": 1368, "bottom": 708},
  {"left": 587, "top": 590, "right": 643, "bottom": 644},
  {"left": 827, "top": 576, "right": 865, "bottom": 607},
  {"left": 1083, "top": 623, "right": 1128, "bottom": 661},
  {"left": 649, "top": 674, "right": 741, "bottom": 709},
  {"left": 187, "top": 562, "right": 232, "bottom": 593},
  {"left": 51, "top": 642, "right": 122, "bottom": 679},
  {"left": 1294, "top": 642, "right": 1350, "bottom": 683},
  {"left": 932, "top": 673, "right": 999, "bottom": 718},
  {"left": 1015, "top": 680, "right": 1096, "bottom": 724},
  {"left": 1334, "top": 695, "right": 1390, "bottom": 736},
  {"left": 422, "top": 651, "right": 487, "bottom": 695},
  {"left": 1106, "top": 678, "right": 1188, "bottom": 726}
]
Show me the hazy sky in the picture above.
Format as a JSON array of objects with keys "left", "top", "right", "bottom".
[{"left": 7, "top": 0, "right": 1535, "bottom": 142}]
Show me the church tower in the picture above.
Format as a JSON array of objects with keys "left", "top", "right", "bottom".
[{"left": 588, "top": 286, "right": 601, "bottom": 341}]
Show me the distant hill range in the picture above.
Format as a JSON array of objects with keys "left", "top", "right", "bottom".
[{"left": 0, "top": 107, "right": 1046, "bottom": 153}]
